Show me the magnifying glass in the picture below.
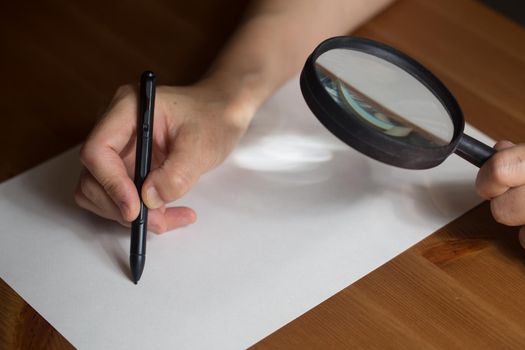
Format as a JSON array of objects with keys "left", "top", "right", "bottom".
[{"left": 300, "top": 36, "right": 495, "bottom": 169}]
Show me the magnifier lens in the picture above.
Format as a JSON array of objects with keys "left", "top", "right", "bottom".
[{"left": 315, "top": 49, "right": 455, "bottom": 148}]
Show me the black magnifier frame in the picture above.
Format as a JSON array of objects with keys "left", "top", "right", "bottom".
[{"left": 300, "top": 36, "right": 494, "bottom": 169}]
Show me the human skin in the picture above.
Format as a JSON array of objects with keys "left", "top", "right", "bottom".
[
  {"left": 75, "top": 0, "right": 525, "bottom": 249},
  {"left": 75, "top": 0, "right": 395, "bottom": 233},
  {"left": 476, "top": 141, "right": 525, "bottom": 249}
]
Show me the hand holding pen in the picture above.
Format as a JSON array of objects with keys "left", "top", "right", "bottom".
[{"left": 74, "top": 78, "right": 251, "bottom": 234}]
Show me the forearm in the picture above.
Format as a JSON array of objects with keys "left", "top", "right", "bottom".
[{"left": 199, "top": 0, "right": 394, "bottom": 119}]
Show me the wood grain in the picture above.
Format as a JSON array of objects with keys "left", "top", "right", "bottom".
[
  {"left": 0, "top": 0, "right": 249, "bottom": 182},
  {"left": 254, "top": 0, "right": 525, "bottom": 348},
  {"left": 254, "top": 202, "right": 525, "bottom": 349},
  {"left": 0, "top": 1, "right": 249, "bottom": 348},
  {"left": 1, "top": 0, "right": 524, "bottom": 349}
]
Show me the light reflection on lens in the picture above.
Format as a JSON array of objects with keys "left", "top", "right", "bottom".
[{"left": 315, "top": 48, "right": 454, "bottom": 148}]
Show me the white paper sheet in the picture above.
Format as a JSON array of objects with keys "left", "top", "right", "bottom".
[{"left": 0, "top": 78, "right": 493, "bottom": 349}]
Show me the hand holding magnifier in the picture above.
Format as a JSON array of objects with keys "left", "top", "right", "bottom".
[{"left": 300, "top": 36, "right": 495, "bottom": 169}]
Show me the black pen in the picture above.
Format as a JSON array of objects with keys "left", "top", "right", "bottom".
[{"left": 130, "top": 71, "right": 156, "bottom": 284}]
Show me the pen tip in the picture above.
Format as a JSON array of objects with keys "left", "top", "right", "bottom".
[{"left": 130, "top": 254, "right": 145, "bottom": 285}]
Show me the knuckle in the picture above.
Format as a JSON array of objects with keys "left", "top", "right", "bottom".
[
  {"left": 154, "top": 221, "right": 167, "bottom": 234},
  {"left": 115, "top": 84, "right": 133, "bottom": 98},
  {"left": 79, "top": 142, "right": 96, "bottom": 167},
  {"left": 166, "top": 169, "right": 194, "bottom": 199}
]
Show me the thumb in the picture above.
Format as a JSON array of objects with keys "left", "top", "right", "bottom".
[
  {"left": 494, "top": 140, "right": 515, "bottom": 151},
  {"left": 142, "top": 130, "right": 207, "bottom": 209}
]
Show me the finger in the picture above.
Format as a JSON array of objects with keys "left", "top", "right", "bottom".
[
  {"left": 490, "top": 185, "right": 525, "bottom": 226},
  {"left": 79, "top": 145, "right": 139, "bottom": 221},
  {"left": 476, "top": 143, "right": 525, "bottom": 199},
  {"left": 76, "top": 173, "right": 196, "bottom": 232},
  {"left": 519, "top": 227, "right": 525, "bottom": 250},
  {"left": 80, "top": 86, "right": 140, "bottom": 221},
  {"left": 88, "top": 85, "right": 138, "bottom": 154},
  {"left": 75, "top": 183, "right": 114, "bottom": 221},
  {"left": 148, "top": 206, "right": 197, "bottom": 234},
  {"left": 75, "top": 185, "right": 130, "bottom": 227},
  {"left": 142, "top": 127, "right": 208, "bottom": 208},
  {"left": 76, "top": 169, "right": 123, "bottom": 220},
  {"left": 494, "top": 140, "right": 515, "bottom": 151},
  {"left": 75, "top": 172, "right": 183, "bottom": 230}
]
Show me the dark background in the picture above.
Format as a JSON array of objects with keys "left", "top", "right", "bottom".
[
  {"left": 0, "top": 0, "right": 522, "bottom": 183},
  {"left": 482, "top": 0, "right": 525, "bottom": 25}
]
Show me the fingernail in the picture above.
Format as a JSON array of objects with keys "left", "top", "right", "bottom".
[{"left": 145, "top": 186, "right": 163, "bottom": 209}]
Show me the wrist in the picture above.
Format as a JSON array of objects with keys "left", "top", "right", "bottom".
[{"left": 196, "top": 68, "right": 272, "bottom": 126}]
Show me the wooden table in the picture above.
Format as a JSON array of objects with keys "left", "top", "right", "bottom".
[{"left": 1, "top": 0, "right": 524, "bottom": 348}]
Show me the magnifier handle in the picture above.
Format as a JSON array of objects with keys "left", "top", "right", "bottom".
[{"left": 455, "top": 133, "right": 495, "bottom": 168}]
